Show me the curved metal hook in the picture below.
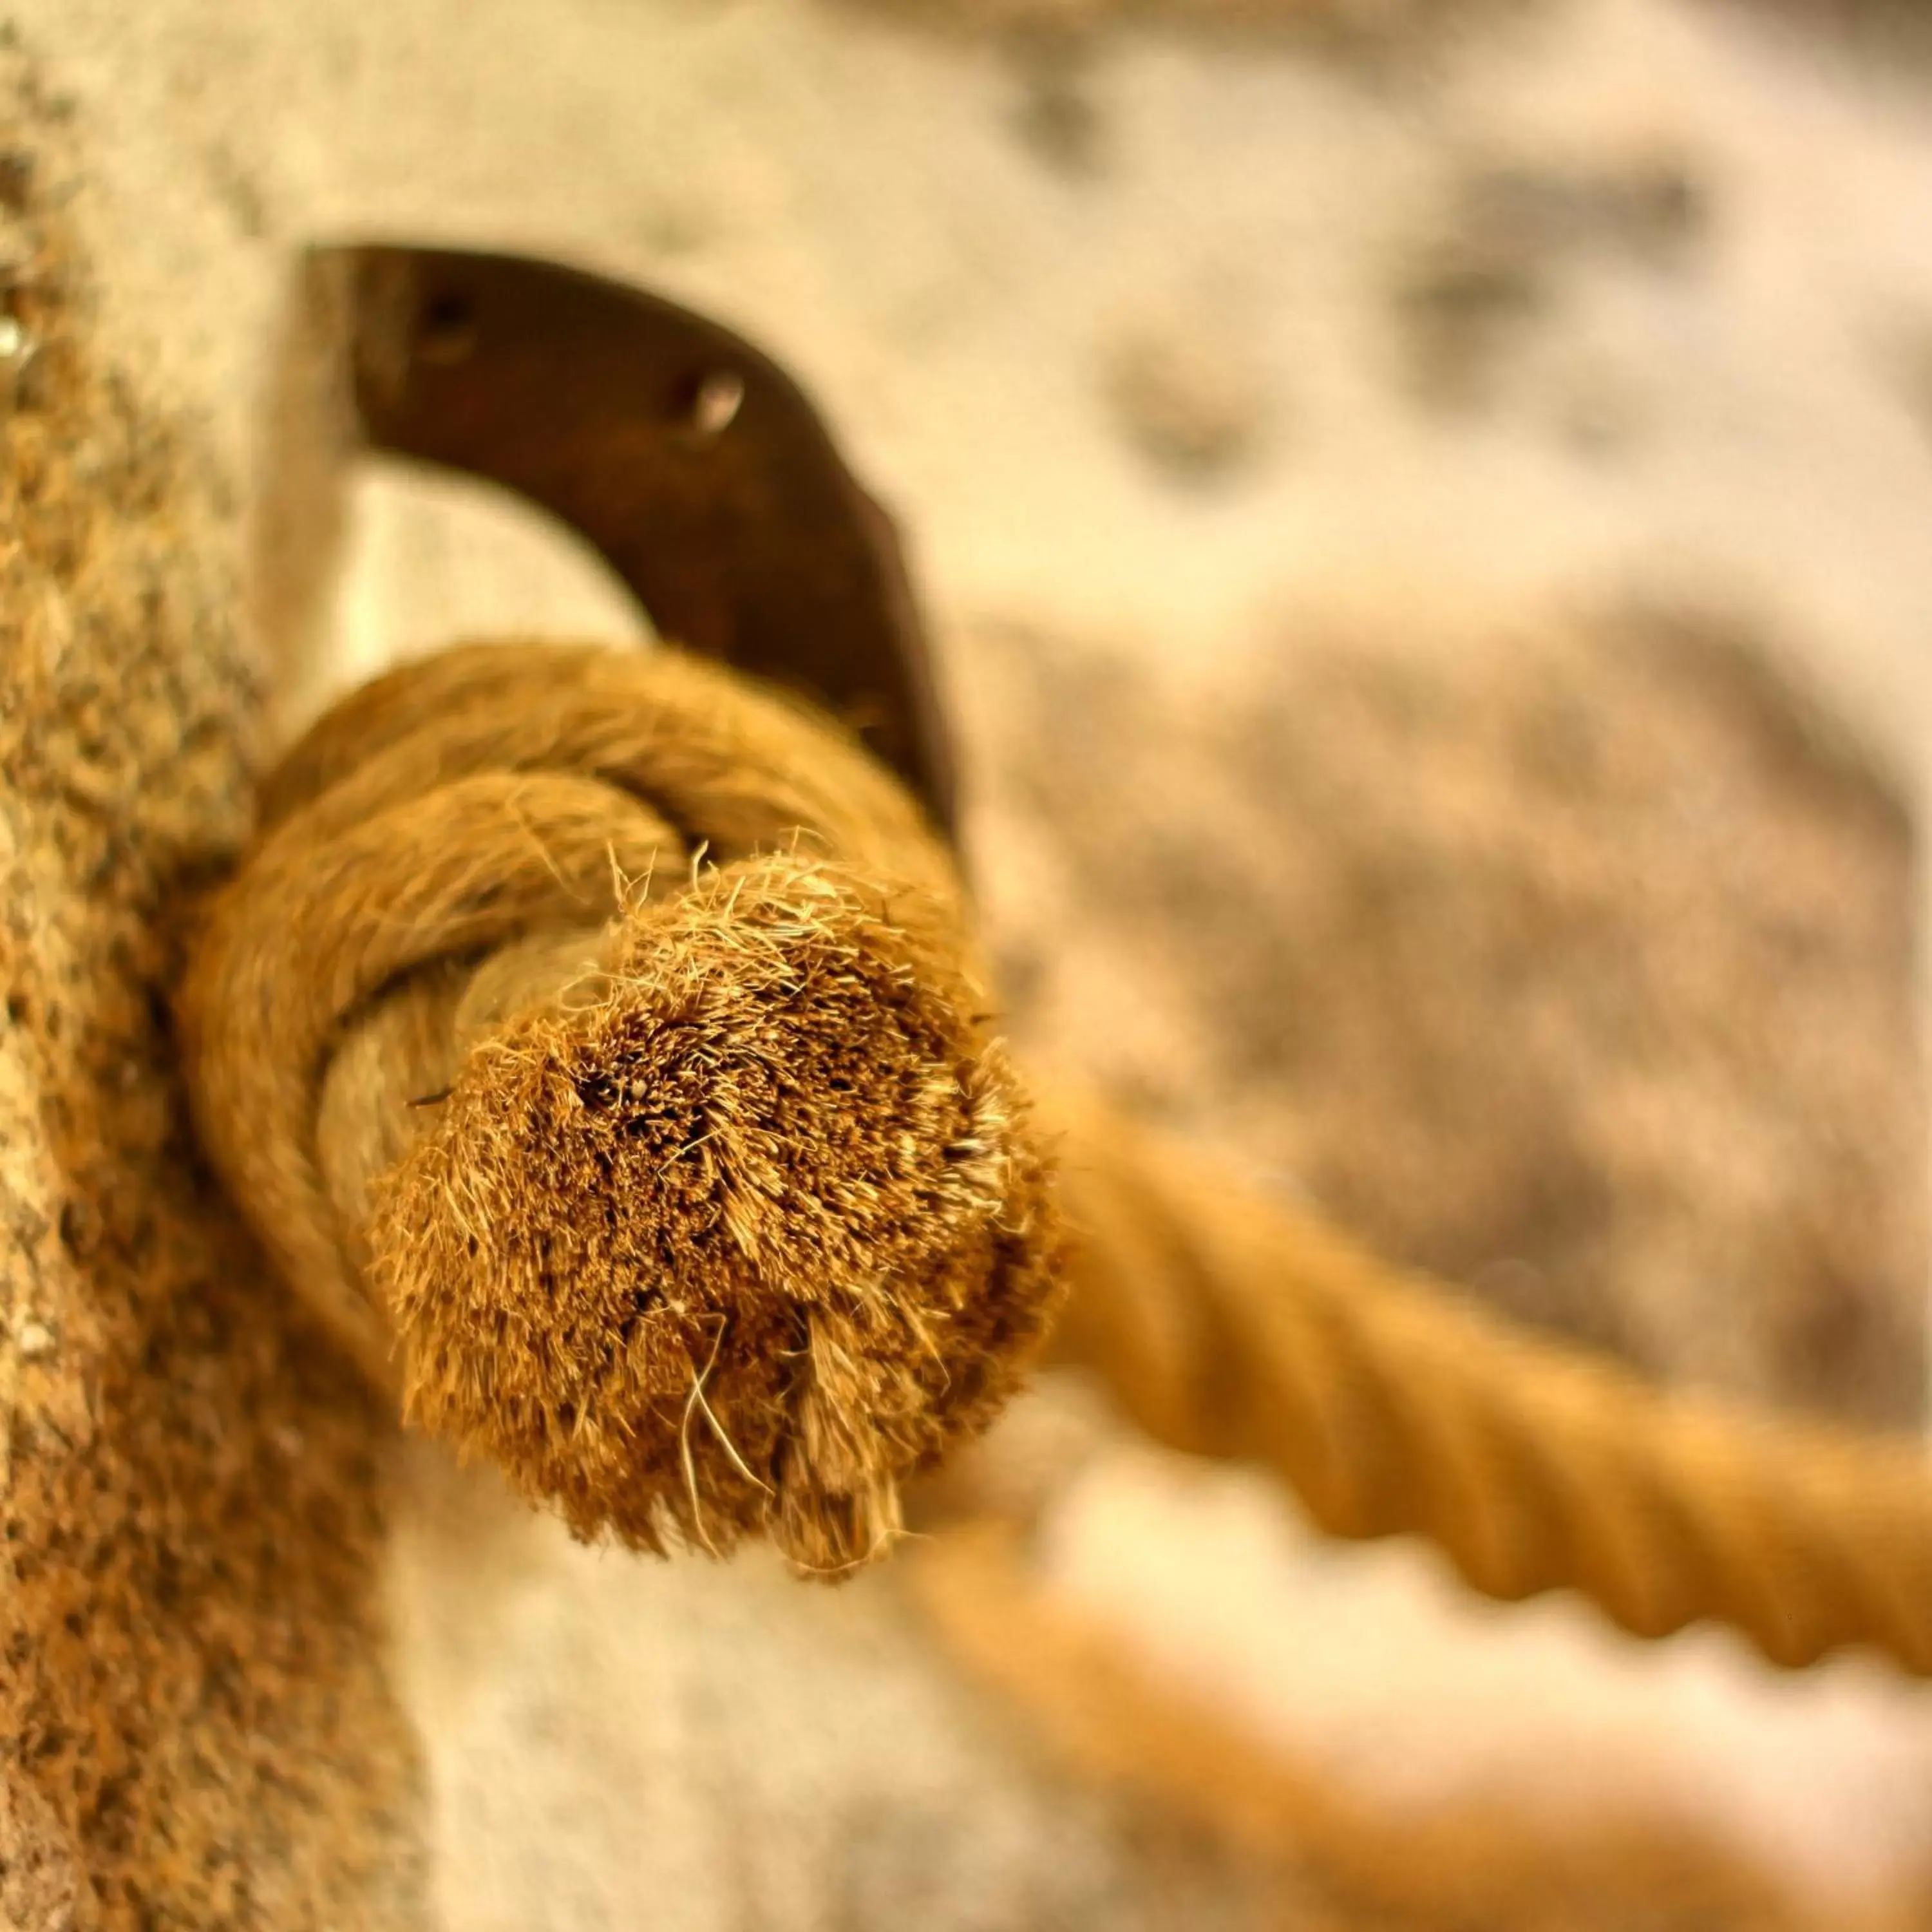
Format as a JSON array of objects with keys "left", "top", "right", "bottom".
[{"left": 310, "top": 243, "right": 958, "bottom": 838}]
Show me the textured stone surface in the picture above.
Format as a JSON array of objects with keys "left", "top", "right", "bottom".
[
  {"left": 970, "top": 609, "right": 1926, "bottom": 1424},
  {"left": 0, "top": 42, "right": 423, "bottom": 1929}
]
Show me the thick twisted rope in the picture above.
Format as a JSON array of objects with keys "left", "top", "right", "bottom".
[
  {"left": 180, "top": 637, "right": 1932, "bottom": 1674},
  {"left": 1052, "top": 1090, "right": 1932, "bottom": 1672},
  {"left": 178, "top": 641, "right": 1061, "bottom": 1573}
]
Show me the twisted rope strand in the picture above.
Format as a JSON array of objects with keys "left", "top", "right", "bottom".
[{"left": 1050, "top": 1088, "right": 1932, "bottom": 1672}]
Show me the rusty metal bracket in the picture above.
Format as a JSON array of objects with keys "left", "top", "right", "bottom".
[{"left": 312, "top": 243, "right": 958, "bottom": 837}]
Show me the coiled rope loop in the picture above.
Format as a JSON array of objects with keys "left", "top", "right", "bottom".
[{"left": 179, "top": 641, "right": 1061, "bottom": 1573}]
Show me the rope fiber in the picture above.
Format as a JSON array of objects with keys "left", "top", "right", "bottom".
[{"left": 179, "top": 637, "right": 1932, "bottom": 1670}]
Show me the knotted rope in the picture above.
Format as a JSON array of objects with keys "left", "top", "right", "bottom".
[
  {"left": 181, "top": 637, "right": 1932, "bottom": 1674},
  {"left": 178, "top": 641, "right": 1061, "bottom": 1573}
]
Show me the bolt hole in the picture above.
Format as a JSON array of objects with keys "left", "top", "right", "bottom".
[
  {"left": 682, "top": 368, "right": 744, "bottom": 442},
  {"left": 415, "top": 288, "right": 480, "bottom": 366}
]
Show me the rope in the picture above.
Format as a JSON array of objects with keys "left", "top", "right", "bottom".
[
  {"left": 177, "top": 641, "right": 1062, "bottom": 1574},
  {"left": 1050, "top": 1088, "right": 1932, "bottom": 1673},
  {"left": 178, "top": 637, "right": 1932, "bottom": 1674},
  {"left": 908, "top": 1526, "right": 1906, "bottom": 1932}
]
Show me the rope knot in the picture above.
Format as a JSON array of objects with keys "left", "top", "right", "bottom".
[{"left": 181, "top": 642, "right": 1062, "bottom": 1572}]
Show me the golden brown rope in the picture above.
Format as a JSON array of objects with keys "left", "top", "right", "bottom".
[
  {"left": 909, "top": 1525, "right": 1918, "bottom": 1932},
  {"left": 178, "top": 641, "right": 1062, "bottom": 1573},
  {"left": 1050, "top": 1087, "right": 1932, "bottom": 1673},
  {"left": 179, "top": 636, "right": 1932, "bottom": 1674}
]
